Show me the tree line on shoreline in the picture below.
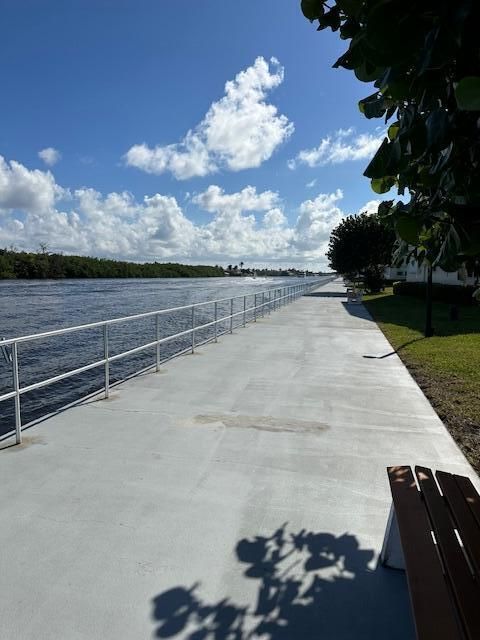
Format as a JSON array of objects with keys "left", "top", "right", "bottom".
[{"left": 0, "top": 249, "right": 225, "bottom": 279}]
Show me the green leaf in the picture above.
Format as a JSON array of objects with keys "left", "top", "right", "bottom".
[
  {"left": 455, "top": 77, "right": 480, "bottom": 110},
  {"left": 317, "top": 6, "right": 341, "bottom": 31},
  {"left": 365, "top": 3, "right": 423, "bottom": 64},
  {"left": 383, "top": 78, "right": 410, "bottom": 100},
  {"left": 425, "top": 109, "right": 449, "bottom": 150},
  {"left": 377, "top": 200, "right": 394, "bottom": 218},
  {"left": 354, "top": 62, "right": 385, "bottom": 83},
  {"left": 301, "top": 0, "right": 324, "bottom": 21},
  {"left": 336, "top": 0, "right": 361, "bottom": 16},
  {"left": 395, "top": 216, "right": 423, "bottom": 245},
  {"left": 358, "top": 92, "right": 387, "bottom": 118},
  {"left": 363, "top": 138, "right": 390, "bottom": 179},
  {"left": 387, "top": 122, "right": 399, "bottom": 140},
  {"left": 371, "top": 176, "right": 395, "bottom": 193},
  {"left": 340, "top": 18, "right": 360, "bottom": 40}
]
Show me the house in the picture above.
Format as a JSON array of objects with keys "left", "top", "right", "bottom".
[
  {"left": 406, "top": 261, "right": 477, "bottom": 286},
  {"left": 385, "top": 260, "right": 478, "bottom": 286}
]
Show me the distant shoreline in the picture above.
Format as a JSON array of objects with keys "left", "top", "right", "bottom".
[
  {"left": 0, "top": 249, "right": 332, "bottom": 280},
  {"left": 0, "top": 249, "right": 224, "bottom": 280}
]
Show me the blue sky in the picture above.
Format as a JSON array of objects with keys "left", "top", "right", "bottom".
[{"left": 0, "top": 0, "right": 386, "bottom": 269}]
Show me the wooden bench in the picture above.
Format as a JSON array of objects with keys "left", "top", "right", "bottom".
[
  {"left": 346, "top": 287, "right": 363, "bottom": 303},
  {"left": 381, "top": 465, "right": 480, "bottom": 640}
]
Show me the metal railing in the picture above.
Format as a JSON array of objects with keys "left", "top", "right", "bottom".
[{"left": 0, "top": 279, "right": 326, "bottom": 443}]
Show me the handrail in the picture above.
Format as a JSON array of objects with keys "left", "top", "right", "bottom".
[
  {"left": 0, "top": 281, "right": 319, "bottom": 347},
  {"left": 0, "top": 278, "right": 330, "bottom": 443}
]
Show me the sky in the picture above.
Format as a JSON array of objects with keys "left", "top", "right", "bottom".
[{"left": 0, "top": 0, "right": 388, "bottom": 270}]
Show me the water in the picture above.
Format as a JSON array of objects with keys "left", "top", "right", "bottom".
[{"left": 0, "top": 276, "right": 330, "bottom": 436}]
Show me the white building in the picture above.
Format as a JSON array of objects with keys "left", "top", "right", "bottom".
[{"left": 385, "top": 261, "right": 477, "bottom": 286}]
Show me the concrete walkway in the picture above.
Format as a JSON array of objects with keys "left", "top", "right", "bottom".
[{"left": 1, "top": 279, "right": 477, "bottom": 639}]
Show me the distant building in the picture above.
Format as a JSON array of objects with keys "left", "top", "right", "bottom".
[
  {"left": 384, "top": 265, "right": 407, "bottom": 281},
  {"left": 385, "top": 261, "right": 478, "bottom": 286}
]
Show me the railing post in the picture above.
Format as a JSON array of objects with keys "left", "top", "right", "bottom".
[
  {"left": 262, "top": 291, "right": 265, "bottom": 318},
  {"left": 230, "top": 298, "right": 234, "bottom": 333},
  {"left": 191, "top": 306, "right": 195, "bottom": 353},
  {"left": 155, "top": 314, "right": 160, "bottom": 372},
  {"left": 214, "top": 302, "right": 218, "bottom": 343},
  {"left": 12, "top": 342, "right": 22, "bottom": 444},
  {"left": 103, "top": 324, "right": 109, "bottom": 399},
  {"left": 243, "top": 295, "right": 246, "bottom": 327},
  {"left": 254, "top": 294, "right": 257, "bottom": 322}
]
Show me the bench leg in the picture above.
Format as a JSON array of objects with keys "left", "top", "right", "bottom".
[{"left": 380, "top": 503, "right": 405, "bottom": 570}]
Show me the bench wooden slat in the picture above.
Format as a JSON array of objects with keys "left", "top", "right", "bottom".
[
  {"left": 415, "top": 466, "right": 480, "bottom": 640},
  {"left": 455, "top": 474, "right": 480, "bottom": 530},
  {"left": 436, "top": 470, "right": 480, "bottom": 577},
  {"left": 387, "top": 466, "right": 462, "bottom": 640}
]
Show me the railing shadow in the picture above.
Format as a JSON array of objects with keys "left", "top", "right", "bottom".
[{"left": 151, "top": 523, "right": 413, "bottom": 639}]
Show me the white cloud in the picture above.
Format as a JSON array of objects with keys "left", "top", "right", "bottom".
[
  {"left": 306, "top": 179, "right": 317, "bottom": 188},
  {"left": 357, "top": 199, "right": 382, "bottom": 215},
  {"left": 38, "top": 147, "right": 62, "bottom": 167},
  {"left": 263, "top": 208, "right": 287, "bottom": 227},
  {"left": 293, "top": 190, "right": 344, "bottom": 258},
  {"left": 192, "top": 184, "right": 279, "bottom": 214},
  {"left": 289, "top": 128, "right": 383, "bottom": 169},
  {"left": 0, "top": 156, "right": 65, "bottom": 215},
  {"left": 124, "top": 57, "right": 294, "bottom": 180},
  {"left": 0, "top": 156, "right": 350, "bottom": 269}
]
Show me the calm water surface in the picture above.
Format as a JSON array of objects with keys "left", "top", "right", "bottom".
[{"left": 0, "top": 276, "right": 329, "bottom": 436}]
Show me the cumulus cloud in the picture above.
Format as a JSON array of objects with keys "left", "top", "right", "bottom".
[
  {"left": 306, "top": 179, "right": 317, "bottom": 188},
  {"left": 0, "top": 156, "right": 351, "bottom": 269},
  {"left": 192, "top": 184, "right": 279, "bottom": 214},
  {"left": 124, "top": 57, "right": 294, "bottom": 180},
  {"left": 293, "top": 190, "right": 344, "bottom": 258},
  {"left": 38, "top": 147, "right": 62, "bottom": 167},
  {"left": 357, "top": 199, "right": 382, "bottom": 215},
  {"left": 0, "top": 156, "right": 65, "bottom": 215},
  {"left": 288, "top": 128, "right": 382, "bottom": 169},
  {"left": 263, "top": 208, "right": 287, "bottom": 227}
]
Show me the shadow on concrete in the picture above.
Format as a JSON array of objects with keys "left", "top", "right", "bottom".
[
  {"left": 151, "top": 523, "right": 414, "bottom": 639},
  {"left": 341, "top": 301, "right": 374, "bottom": 322},
  {"left": 363, "top": 338, "right": 426, "bottom": 360},
  {"left": 304, "top": 292, "right": 347, "bottom": 298}
]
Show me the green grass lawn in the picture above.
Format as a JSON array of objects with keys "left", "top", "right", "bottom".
[{"left": 363, "top": 288, "right": 480, "bottom": 472}]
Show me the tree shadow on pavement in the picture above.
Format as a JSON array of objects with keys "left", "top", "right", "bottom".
[
  {"left": 341, "top": 301, "right": 374, "bottom": 322},
  {"left": 151, "top": 523, "right": 414, "bottom": 639},
  {"left": 304, "top": 292, "right": 347, "bottom": 298}
]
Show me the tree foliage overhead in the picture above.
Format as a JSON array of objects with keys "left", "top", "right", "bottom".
[
  {"left": 301, "top": 0, "right": 480, "bottom": 269},
  {"left": 326, "top": 213, "right": 395, "bottom": 290}
]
